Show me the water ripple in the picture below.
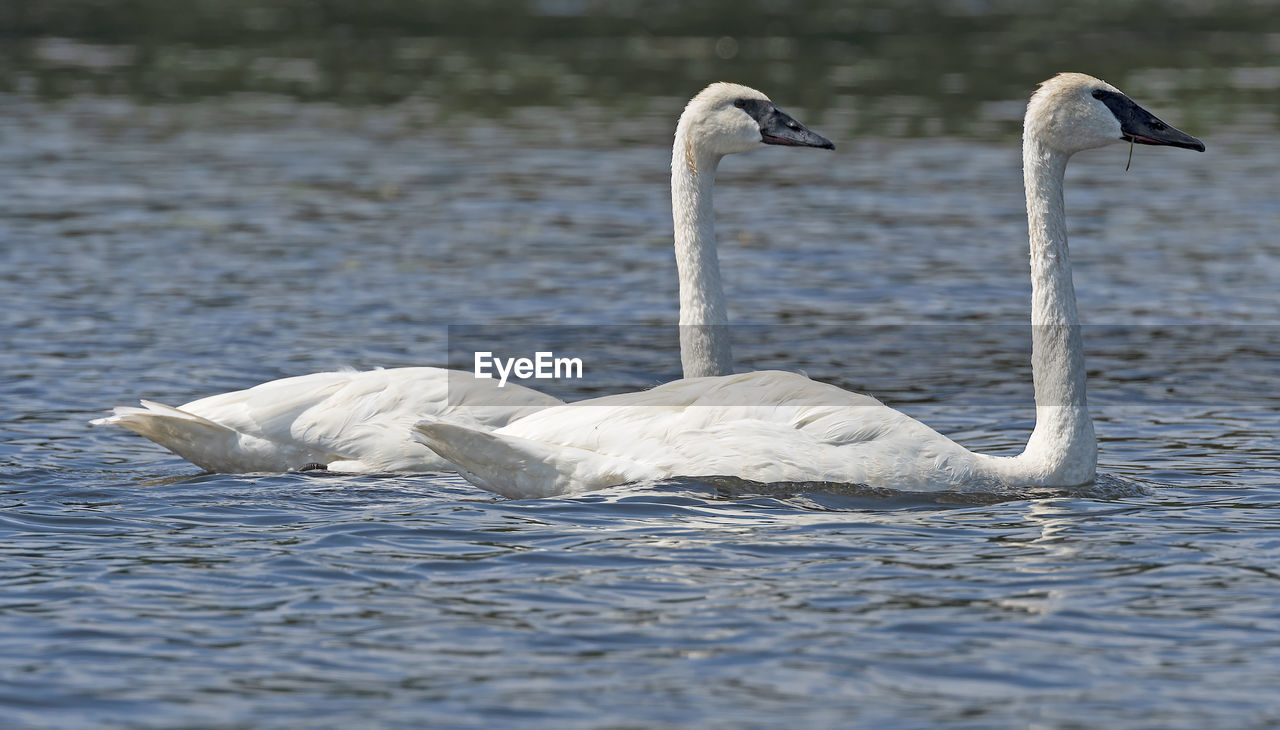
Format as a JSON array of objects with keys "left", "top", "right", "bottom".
[{"left": 1, "top": 89, "right": 1277, "bottom": 728}]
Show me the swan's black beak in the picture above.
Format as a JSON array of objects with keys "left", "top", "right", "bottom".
[
  {"left": 737, "top": 99, "right": 835, "bottom": 150},
  {"left": 1094, "top": 89, "right": 1205, "bottom": 152}
]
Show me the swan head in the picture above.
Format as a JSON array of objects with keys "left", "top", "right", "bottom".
[
  {"left": 677, "top": 82, "right": 834, "bottom": 159},
  {"left": 1026, "top": 73, "right": 1204, "bottom": 155}
]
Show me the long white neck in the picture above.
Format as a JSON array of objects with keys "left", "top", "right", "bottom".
[
  {"left": 672, "top": 132, "right": 733, "bottom": 379},
  {"left": 1010, "top": 137, "right": 1096, "bottom": 484}
]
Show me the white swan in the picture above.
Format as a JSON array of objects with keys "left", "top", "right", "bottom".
[
  {"left": 92, "top": 83, "right": 834, "bottom": 473},
  {"left": 413, "top": 73, "right": 1205, "bottom": 498}
]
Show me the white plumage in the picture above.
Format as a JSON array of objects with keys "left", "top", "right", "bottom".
[
  {"left": 93, "top": 82, "right": 832, "bottom": 473},
  {"left": 94, "top": 368, "right": 561, "bottom": 473},
  {"left": 417, "top": 370, "right": 983, "bottom": 499},
  {"left": 414, "top": 73, "right": 1205, "bottom": 498}
]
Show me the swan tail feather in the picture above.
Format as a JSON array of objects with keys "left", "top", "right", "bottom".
[
  {"left": 91, "top": 400, "right": 227, "bottom": 434},
  {"left": 91, "top": 401, "right": 318, "bottom": 473},
  {"left": 412, "top": 419, "right": 659, "bottom": 499}
]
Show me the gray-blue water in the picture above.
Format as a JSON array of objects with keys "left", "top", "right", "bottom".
[{"left": 2, "top": 89, "right": 1279, "bottom": 728}]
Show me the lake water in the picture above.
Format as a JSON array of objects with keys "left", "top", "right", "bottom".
[{"left": 3, "top": 7, "right": 1280, "bottom": 726}]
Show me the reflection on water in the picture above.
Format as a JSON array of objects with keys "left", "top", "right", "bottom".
[{"left": 4, "top": 0, "right": 1279, "bottom": 134}]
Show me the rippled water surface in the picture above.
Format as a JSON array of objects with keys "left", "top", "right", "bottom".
[{"left": 3, "top": 61, "right": 1280, "bottom": 729}]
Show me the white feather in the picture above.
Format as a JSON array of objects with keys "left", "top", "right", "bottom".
[
  {"left": 94, "top": 82, "right": 829, "bottom": 473},
  {"left": 93, "top": 368, "right": 559, "bottom": 473},
  {"left": 416, "top": 74, "right": 1202, "bottom": 498}
]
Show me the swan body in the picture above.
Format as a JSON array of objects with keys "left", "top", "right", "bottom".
[
  {"left": 416, "top": 370, "right": 991, "bottom": 499},
  {"left": 94, "top": 83, "right": 833, "bottom": 473},
  {"left": 96, "top": 368, "right": 560, "bottom": 473},
  {"left": 414, "top": 73, "right": 1204, "bottom": 498}
]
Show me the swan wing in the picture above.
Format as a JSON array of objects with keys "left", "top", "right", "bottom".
[
  {"left": 93, "top": 367, "right": 562, "bottom": 473},
  {"left": 413, "top": 418, "right": 664, "bottom": 499},
  {"left": 422, "top": 370, "right": 984, "bottom": 496}
]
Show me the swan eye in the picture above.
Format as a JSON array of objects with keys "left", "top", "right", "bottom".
[
  {"left": 733, "top": 99, "right": 746, "bottom": 109},
  {"left": 1150, "top": 120, "right": 1167, "bottom": 131},
  {"left": 1091, "top": 89, "right": 1104, "bottom": 99}
]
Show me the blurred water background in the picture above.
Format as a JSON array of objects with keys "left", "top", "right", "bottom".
[{"left": 2, "top": 1, "right": 1279, "bottom": 727}]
